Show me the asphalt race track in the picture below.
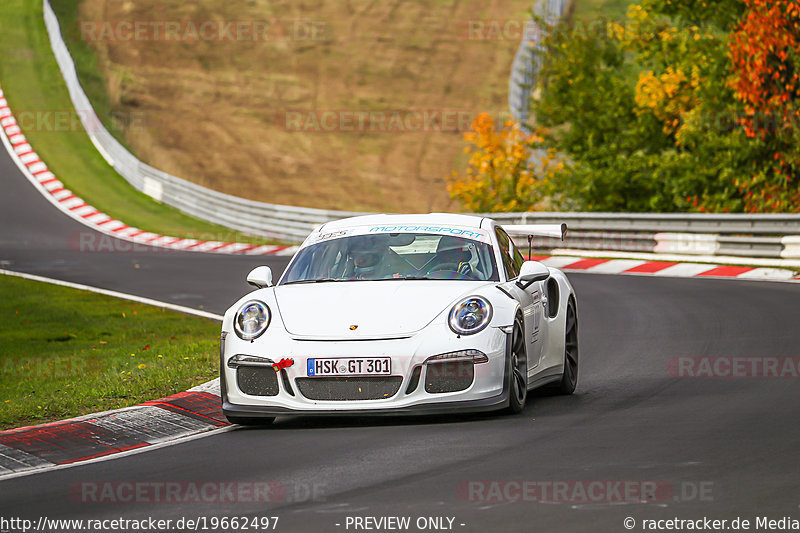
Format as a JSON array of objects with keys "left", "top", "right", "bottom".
[
  {"left": 0, "top": 148, "right": 283, "bottom": 313},
  {"left": 1, "top": 144, "right": 799, "bottom": 532}
]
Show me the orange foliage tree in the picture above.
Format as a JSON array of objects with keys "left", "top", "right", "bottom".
[
  {"left": 728, "top": 0, "right": 800, "bottom": 212},
  {"left": 453, "top": 1, "right": 800, "bottom": 213},
  {"left": 447, "top": 113, "right": 556, "bottom": 212}
]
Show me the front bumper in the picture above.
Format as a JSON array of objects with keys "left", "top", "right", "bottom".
[
  {"left": 220, "top": 323, "right": 511, "bottom": 416},
  {"left": 222, "top": 390, "right": 509, "bottom": 418}
]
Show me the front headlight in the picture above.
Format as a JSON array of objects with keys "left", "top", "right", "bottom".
[
  {"left": 448, "top": 296, "right": 492, "bottom": 335},
  {"left": 234, "top": 300, "right": 271, "bottom": 340}
]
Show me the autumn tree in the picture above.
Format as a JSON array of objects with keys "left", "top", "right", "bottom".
[
  {"left": 450, "top": 0, "right": 800, "bottom": 213},
  {"left": 727, "top": 0, "right": 800, "bottom": 212},
  {"left": 528, "top": 0, "right": 759, "bottom": 212},
  {"left": 447, "top": 113, "right": 557, "bottom": 212}
]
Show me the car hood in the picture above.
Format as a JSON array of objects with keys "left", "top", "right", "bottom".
[{"left": 273, "top": 281, "right": 489, "bottom": 339}]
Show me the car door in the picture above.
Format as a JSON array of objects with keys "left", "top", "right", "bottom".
[{"left": 495, "top": 228, "right": 544, "bottom": 372}]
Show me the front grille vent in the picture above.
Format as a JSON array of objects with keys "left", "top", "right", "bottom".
[{"left": 296, "top": 377, "right": 403, "bottom": 401}]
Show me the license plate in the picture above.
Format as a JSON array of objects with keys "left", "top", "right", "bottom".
[{"left": 307, "top": 357, "right": 391, "bottom": 376}]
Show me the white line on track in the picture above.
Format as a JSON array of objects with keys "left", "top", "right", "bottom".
[{"left": 0, "top": 269, "right": 223, "bottom": 321}]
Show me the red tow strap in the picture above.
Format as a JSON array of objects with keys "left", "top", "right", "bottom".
[{"left": 273, "top": 358, "right": 294, "bottom": 371}]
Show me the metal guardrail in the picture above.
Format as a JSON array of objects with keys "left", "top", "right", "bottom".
[
  {"left": 509, "top": 230, "right": 800, "bottom": 259},
  {"left": 43, "top": 0, "right": 800, "bottom": 258},
  {"left": 494, "top": 213, "right": 800, "bottom": 258},
  {"left": 508, "top": 0, "right": 568, "bottom": 127},
  {"left": 484, "top": 212, "right": 800, "bottom": 235}
]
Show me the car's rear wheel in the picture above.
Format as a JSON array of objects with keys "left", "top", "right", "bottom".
[
  {"left": 553, "top": 297, "right": 579, "bottom": 395},
  {"left": 225, "top": 416, "right": 275, "bottom": 426},
  {"left": 506, "top": 314, "right": 528, "bottom": 414}
]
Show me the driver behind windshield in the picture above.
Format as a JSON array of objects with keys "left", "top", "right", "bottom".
[
  {"left": 431, "top": 236, "right": 474, "bottom": 277},
  {"left": 345, "top": 235, "right": 407, "bottom": 280}
]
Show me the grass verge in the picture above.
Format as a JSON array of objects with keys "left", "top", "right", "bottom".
[
  {"left": 0, "top": 0, "right": 276, "bottom": 245},
  {"left": 0, "top": 275, "right": 221, "bottom": 430}
]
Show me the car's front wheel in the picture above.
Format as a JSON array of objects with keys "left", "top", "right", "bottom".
[
  {"left": 506, "top": 314, "right": 528, "bottom": 414},
  {"left": 225, "top": 416, "right": 276, "bottom": 426}
]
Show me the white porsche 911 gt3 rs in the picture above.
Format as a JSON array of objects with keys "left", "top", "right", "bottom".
[{"left": 220, "top": 213, "right": 578, "bottom": 425}]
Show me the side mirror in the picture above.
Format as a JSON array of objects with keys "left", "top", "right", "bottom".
[
  {"left": 516, "top": 261, "right": 550, "bottom": 289},
  {"left": 246, "top": 266, "right": 273, "bottom": 288}
]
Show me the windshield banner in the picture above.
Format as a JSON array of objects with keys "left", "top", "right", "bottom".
[{"left": 302, "top": 224, "right": 491, "bottom": 248}]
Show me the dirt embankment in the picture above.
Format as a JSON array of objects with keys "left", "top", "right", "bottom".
[{"left": 78, "top": 0, "right": 530, "bottom": 212}]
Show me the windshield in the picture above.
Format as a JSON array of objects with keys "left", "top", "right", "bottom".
[{"left": 281, "top": 233, "right": 499, "bottom": 284}]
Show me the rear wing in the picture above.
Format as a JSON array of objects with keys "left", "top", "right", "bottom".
[{"left": 502, "top": 223, "right": 567, "bottom": 241}]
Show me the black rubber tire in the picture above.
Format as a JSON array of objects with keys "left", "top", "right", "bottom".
[
  {"left": 506, "top": 314, "right": 528, "bottom": 414},
  {"left": 553, "top": 297, "right": 579, "bottom": 395},
  {"left": 225, "top": 416, "right": 276, "bottom": 426}
]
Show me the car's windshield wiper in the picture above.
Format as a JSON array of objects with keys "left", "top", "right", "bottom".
[
  {"left": 283, "top": 278, "right": 343, "bottom": 285},
  {"left": 379, "top": 276, "right": 433, "bottom": 281}
]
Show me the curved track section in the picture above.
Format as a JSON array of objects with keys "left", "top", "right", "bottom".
[
  {"left": 0, "top": 87, "right": 295, "bottom": 255},
  {"left": 1, "top": 142, "right": 799, "bottom": 531},
  {"left": 0, "top": 138, "right": 286, "bottom": 313}
]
